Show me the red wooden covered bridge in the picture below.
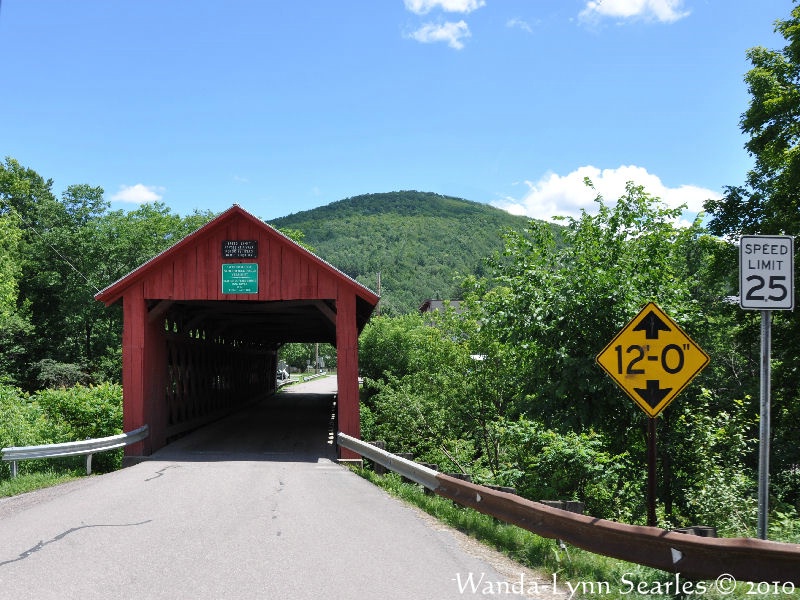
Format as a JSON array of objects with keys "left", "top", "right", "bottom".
[{"left": 95, "top": 205, "right": 379, "bottom": 459}]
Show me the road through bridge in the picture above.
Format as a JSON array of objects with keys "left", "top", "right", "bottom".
[{"left": 0, "top": 378, "right": 550, "bottom": 600}]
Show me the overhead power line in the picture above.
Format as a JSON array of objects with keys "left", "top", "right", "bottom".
[{"left": 1, "top": 201, "right": 102, "bottom": 295}]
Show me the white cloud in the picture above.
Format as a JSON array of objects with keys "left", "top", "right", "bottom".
[
  {"left": 408, "top": 21, "right": 471, "bottom": 49},
  {"left": 492, "top": 165, "right": 721, "bottom": 224},
  {"left": 506, "top": 17, "right": 533, "bottom": 33},
  {"left": 404, "top": 0, "right": 485, "bottom": 15},
  {"left": 110, "top": 183, "right": 164, "bottom": 204},
  {"left": 579, "top": 0, "right": 690, "bottom": 24}
]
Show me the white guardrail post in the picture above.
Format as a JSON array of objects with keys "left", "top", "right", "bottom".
[{"left": 2, "top": 425, "right": 149, "bottom": 478}]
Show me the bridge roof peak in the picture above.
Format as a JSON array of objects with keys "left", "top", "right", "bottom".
[{"left": 95, "top": 204, "right": 380, "bottom": 313}]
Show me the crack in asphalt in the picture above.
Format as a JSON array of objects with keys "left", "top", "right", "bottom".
[
  {"left": 145, "top": 465, "right": 180, "bottom": 481},
  {"left": 0, "top": 521, "right": 152, "bottom": 567}
]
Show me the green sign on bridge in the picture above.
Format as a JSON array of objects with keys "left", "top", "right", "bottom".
[{"left": 221, "top": 263, "right": 258, "bottom": 294}]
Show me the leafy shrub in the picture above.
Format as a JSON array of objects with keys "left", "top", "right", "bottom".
[
  {"left": 769, "top": 507, "right": 800, "bottom": 543},
  {"left": 30, "top": 383, "right": 123, "bottom": 472},
  {"left": 685, "top": 468, "right": 757, "bottom": 536},
  {"left": 34, "top": 359, "right": 91, "bottom": 388},
  {"left": 33, "top": 383, "right": 122, "bottom": 440},
  {"left": 493, "top": 417, "right": 630, "bottom": 518},
  {"left": 773, "top": 465, "right": 800, "bottom": 512},
  {"left": 0, "top": 384, "right": 46, "bottom": 478}
]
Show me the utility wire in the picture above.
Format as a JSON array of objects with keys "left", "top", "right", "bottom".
[{"left": 2, "top": 201, "right": 103, "bottom": 295}]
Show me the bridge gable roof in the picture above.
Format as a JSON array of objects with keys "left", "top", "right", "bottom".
[{"left": 94, "top": 204, "right": 380, "bottom": 311}]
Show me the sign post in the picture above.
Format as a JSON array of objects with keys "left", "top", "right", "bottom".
[
  {"left": 740, "top": 235, "right": 794, "bottom": 540},
  {"left": 596, "top": 302, "right": 710, "bottom": 526}
]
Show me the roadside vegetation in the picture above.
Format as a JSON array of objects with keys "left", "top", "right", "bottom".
[
  {"left": 0, "top": 383, "right": 123, "bottom": 484},
  {"left": 358, "top": 181, "right": 799, "bottom": 541}
]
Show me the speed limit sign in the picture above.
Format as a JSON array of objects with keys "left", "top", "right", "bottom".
[{"left": 740, "top": 235, "right": 794, "bottom": 310}]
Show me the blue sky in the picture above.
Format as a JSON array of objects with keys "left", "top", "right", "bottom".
[{"left": 0, "top": 1, "right": 793, "bottom": 223}]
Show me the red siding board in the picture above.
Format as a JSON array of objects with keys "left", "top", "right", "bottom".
[
  {"left": 336, "top": 291, "right": 360, "bottom": 460},
  {"left": 269, "top": 242, "right": 282, "bottom": 300},
  {"left": 122, "top": 283, "right": 147, "bottom": 455},
  {"left": 196, "top": 239, "right": 210, "bottom": 300},
  {"left": 318, "top": 272, "right": 337, "bottom": 298},
  {"left": 281, "top": 250, "right": 301, "bottom": 299},
  {"left": 174, "top": 249, "right": 195, "bottom": 299},
  {"left": 306, "top": 267, "right": 318, "bottom": 299},
  {"left": 210, "top": 237, "right": 221, "bottom": 301}
]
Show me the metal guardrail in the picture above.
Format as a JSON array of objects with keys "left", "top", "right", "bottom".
[
  {"left": 337, "top": 432, "right": 800, "bottom": 585},
  {"left": 2, "top": 425, "right": 150, "bottom": 478}
]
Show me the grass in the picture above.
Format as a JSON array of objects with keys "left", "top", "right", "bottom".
[
  {"left": 352, "top": 467, "right": 798, "bottom": 600},
  {"left": 0, "top": 470, "right": 82, "bottom": 498}
]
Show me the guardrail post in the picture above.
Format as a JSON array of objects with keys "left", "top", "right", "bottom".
[
  {"left": 86, "top": 454, "right": 93, "bottom": 475},
  {"left": 367, "top": 441, "right": 387, "bottom": 474},
  {"left": 11, "top": 460, "right": 17, "bottom": 478}
]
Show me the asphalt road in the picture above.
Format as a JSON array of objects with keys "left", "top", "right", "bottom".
[{"left": 0, "top": 377, "right": 552, "bottom": 599}]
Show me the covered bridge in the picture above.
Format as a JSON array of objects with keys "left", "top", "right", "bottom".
[{"left": 95, "top": 205, "right": 379, "bottom": 458}]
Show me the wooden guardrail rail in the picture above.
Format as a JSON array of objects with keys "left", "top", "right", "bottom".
[
  {"left": 337, "top": 432, "right": 800, "bottom": 585},
  {"left": 2, "top": 425, "right": 149, "bottom": 478}
]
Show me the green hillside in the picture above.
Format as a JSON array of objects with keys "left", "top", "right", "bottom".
[{"left": 269, "top": 191, "right": 533, "bottom": 314}]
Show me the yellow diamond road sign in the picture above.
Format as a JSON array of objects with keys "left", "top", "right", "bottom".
[{"left": 596, "top": 302, "right": 710, "bottom": 418}]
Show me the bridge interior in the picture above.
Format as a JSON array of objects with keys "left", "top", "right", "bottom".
[
  {"left": 156, "top": 296, "right": 374, "bottom": 444},
  {"left": 155, "top": 379, "right": 338, "bottom": 462}
]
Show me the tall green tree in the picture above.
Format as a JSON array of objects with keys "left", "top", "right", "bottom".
[
  {"left": 480, "top": 182, "right": 717, "bottom": 437},
  {"left": 0, "top": 210, "right": 32, "bottom": 385},
  {"left": 704, "top": 2, "right": 800, "bottom": 470},
  {"left": 1, "top": 157, "right": 216, "bottom": 388}
]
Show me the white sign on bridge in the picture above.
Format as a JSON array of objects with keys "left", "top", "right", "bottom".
[{"left": 740, "top": 235, "right": 794, "bottom": 310}]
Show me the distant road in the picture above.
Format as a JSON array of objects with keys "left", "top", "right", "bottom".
[{"left": 0, "top": 377, "right": 552, "bottom": 599}]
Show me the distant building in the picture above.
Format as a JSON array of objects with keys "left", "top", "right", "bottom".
[{"left": 419, "top": 299, "right": 463, "bottom": 313}]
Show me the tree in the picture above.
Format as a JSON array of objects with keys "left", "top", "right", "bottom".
[
  {"left": 705, "top": 3, "right": 800, "bottom": 237},
  {"left": 704, "top": 2, "right": 800, "bottom": 471},
  {"left": 479, "top": 182, "right": 718, "bottom": 437},
  {"left": 1, "top": 157, "right": 217, "bottom": 388},
  {"left": 0, "top": 210, "right": 32, "bottom": 385}
]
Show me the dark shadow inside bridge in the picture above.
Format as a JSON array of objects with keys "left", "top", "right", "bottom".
[{"left": 150, "top": 385, "right": 338, "bottom": 463}]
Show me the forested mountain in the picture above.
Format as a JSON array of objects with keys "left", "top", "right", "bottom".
[{"left": 269, "top": 191, "right": 534, "bottom": 314}]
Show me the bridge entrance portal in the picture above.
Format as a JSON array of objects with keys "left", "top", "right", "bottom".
[{"left": 95, "top": 206, "right": 378, "bottom": 459}]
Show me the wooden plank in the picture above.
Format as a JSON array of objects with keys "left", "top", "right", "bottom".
[
  {"left": 257, "top": 230, "right": 270, "bottom": 301},
  {"left": 318, "top": 271, "right": 337, "bottom": 299},
  {"left": 208, "top": 229, "right": 225, "bottom": 301},
  {"left": 336, "top": 291, "right": 360, "bottom": 460},
  {"left": 191, "top": 237, "right": 206, "bottom": 300},
  {"left": 176, "top": 247, "right": 197, "bottom": 300},
  {"left": 122, "top": 284, "right": 148, "bottom": 455},
  {"left": 281, "top": 248, "right": 301, "bottom": 299},
  {"left": 305, "top": 267, "right": 318, "bottom": 298},
  {"left": 268, "top": 241, "right": 282, "bottom": 300}
]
